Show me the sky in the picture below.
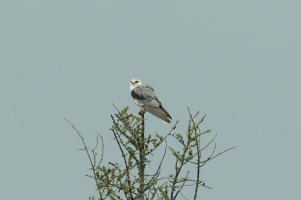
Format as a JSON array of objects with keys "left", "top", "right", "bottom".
[{"left": 1, "top": 0, "right": 300, "bottom": 199}]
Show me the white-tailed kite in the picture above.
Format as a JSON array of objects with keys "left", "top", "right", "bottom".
[{"left": 130, "top": 78, "right": 172, "bottom": 123}]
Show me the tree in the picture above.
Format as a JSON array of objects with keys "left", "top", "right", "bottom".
[{"left": 66, "top": 107, "right": 236, "bottom": 200}]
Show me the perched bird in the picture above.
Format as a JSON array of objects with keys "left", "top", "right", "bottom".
[{"left": 130, "top": 78, "right": 172, "bottom": 123}]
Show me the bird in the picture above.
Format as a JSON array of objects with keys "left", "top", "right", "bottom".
[{"left": 130, "top": 78, "right": 172, "bottom": 123}]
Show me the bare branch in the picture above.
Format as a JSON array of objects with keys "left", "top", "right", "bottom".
[
  {"left": 65, "top": 118, "right": 104, "bottom": 200},
  {"left": 200, "top": 145, "right": 237, "bottom": 167}
]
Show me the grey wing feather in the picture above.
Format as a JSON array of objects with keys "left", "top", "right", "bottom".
[
  {"left": 143, "top": 105, "right": 172, "bottom": 123},
  {"left": 133, "top": 85, "right": 161, "bottom": 107},
  {"left": 133, "top": 85, "right": 172, "bottom": 123}
]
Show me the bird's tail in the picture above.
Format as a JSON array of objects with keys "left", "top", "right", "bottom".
[{"left": 144, "top": 105, "right": 172, "bottom": 123}]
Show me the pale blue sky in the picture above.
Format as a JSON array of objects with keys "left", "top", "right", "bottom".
[{"left": 1, "top": 0, "right": 300, "bottom": 199}]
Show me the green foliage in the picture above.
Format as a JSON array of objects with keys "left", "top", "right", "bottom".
[{"left": 67, "top": 107, "right": 236, "bottom": 200}]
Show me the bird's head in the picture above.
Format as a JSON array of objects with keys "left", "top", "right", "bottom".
[{"left": 130, "top": 78, "right": 142, "bottom": 90}]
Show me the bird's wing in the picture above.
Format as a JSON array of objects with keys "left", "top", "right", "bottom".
[
  {"left": 144, "top": 105, "right": 172, "bottom": 123},
  {"left": 132, "top": 85, "right": 172, "bottom": 123},
  {"left": 131, "top": 85, "right": 161, "bottom": 107}
]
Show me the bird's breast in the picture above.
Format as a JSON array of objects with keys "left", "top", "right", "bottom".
[{"left": 134, "top": 99, "right": 144, "bottom": 106}]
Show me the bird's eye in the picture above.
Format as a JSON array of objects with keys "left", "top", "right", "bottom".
[{"left": 135, "top": 80, "right": 139, "bottom": 83}]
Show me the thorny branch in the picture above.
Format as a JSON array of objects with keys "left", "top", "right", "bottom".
[
  {"left": 65, "top": 118, "right": 104, "bottom": 200},
  {"left": 67, "top": 107, "right": 236, "bottom": 200}
]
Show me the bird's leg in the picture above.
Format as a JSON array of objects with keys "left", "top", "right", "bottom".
[{"left": 138, "top": 108, "right": 145, "bottom": 117}]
